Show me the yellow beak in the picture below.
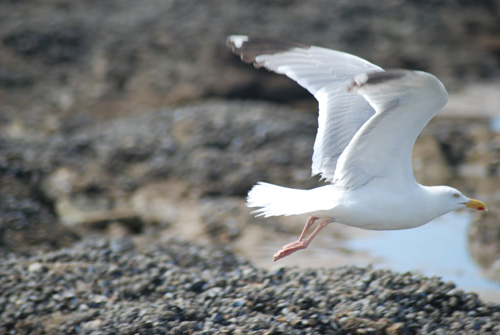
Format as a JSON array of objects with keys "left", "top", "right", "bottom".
[{"left": 464, "top": 198, "right": 487, "bottom": 211}]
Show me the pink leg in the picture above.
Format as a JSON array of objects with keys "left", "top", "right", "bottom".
[{"left": 273, "top": 217, "right": 333, "bottom": 262}]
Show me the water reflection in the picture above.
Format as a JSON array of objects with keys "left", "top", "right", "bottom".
[{"left": 491, "top": 117, "right": 500, "bottom": 132}]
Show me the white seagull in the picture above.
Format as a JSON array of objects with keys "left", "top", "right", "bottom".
[{"left": 227, "top": 35, "right": 487, "bottom": 262}]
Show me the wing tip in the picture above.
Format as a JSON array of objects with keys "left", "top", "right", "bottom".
[
  {"left": 227, "top": 35, "right": 249, "bottom": 50},
  {"left": 348, "top": 70, "right": 411, "bottom": 92},
  {"left": 227, "top": 35, "right": 257, "bottom": 65},
  {"left": 226, "top": 35, "right": 309, "bottom": 67}
]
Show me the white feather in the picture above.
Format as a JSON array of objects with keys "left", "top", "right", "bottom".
[{"left": 247, "top": 182, "right": 341, "bottom": 217}]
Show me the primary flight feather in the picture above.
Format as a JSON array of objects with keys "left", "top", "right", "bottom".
[{"left": 227, "top": 35, "right": 487, "bottom": 261}]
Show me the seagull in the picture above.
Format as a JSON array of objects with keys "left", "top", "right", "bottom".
[{"left": 227, "top": 35, "right": 487, "bottom": 262}]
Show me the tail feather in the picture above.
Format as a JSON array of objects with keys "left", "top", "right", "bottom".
[{"left": 247, "top": 182, "right": 317, "bottom": 217}]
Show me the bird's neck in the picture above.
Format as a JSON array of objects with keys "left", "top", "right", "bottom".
[{"left": 417, "top": 184, "right": 452, "bottom": 217}]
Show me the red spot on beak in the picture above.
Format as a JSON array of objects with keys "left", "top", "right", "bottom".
[{"left": 478, "top": 206, "right": 485, "bottom": 211}]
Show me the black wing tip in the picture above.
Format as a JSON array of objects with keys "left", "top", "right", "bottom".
[
  {"left": 364, "top": 70, "right": 409, "bottom": 85},
  {"left": 226, "top": 35, "right": 309, "bottom": 66},
  {"left": 348, "top": 69, "right": 411, "bottom": 92},
  {"left": 226, "top": 35, "right": 255, "bottom": 64}
]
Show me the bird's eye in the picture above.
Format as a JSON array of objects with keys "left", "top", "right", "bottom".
[{"left": 452, "top": 193, "right": 459, "bottom": 198}]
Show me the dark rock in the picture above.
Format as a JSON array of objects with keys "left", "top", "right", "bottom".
[{"left": 0, "top": 145, "right": 79, "bottom": 255}]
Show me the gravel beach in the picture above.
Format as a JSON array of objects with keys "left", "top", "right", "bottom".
[{"left": 1, "top": 237, "right": 500, "bottom": 334}]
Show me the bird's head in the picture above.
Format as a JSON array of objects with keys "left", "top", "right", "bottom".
[{"left": 431, "top": 186, "right": 487, "bottom": 213}]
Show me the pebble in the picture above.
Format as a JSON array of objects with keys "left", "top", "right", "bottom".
[
  {"left": 27, "top": 262, "right": 44, "bottom": 272},
  {"left": 1, "top": 237, "right": 500, "bottom": 334}
]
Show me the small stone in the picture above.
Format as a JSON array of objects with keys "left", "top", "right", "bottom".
[
  {"left": 28, "top": 262, "right": 44, "bottom": 272},
  {"left": 82, "top": 319, "right": 103, "bottom": 330},
  {"left": 78, "top": 304, "right": 89, "bottom": 311},
  {"left": 386, "top": 322, "right": 404, "bottom": 335}
]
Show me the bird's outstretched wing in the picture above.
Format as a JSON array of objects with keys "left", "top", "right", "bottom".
[
  {"left": 227, "top": 35, "right": 382, "bottom": 181},
  {"left": 333, "top": 70, "right": 448, "bottom": 189}
]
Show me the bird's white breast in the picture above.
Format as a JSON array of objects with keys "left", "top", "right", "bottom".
[{"left": 329, "top": 181, "right": 440, "bottom": 230}]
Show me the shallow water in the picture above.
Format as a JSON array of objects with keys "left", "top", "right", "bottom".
[{"left": 491, "top": 117, "right": 500, "bottom": 132}]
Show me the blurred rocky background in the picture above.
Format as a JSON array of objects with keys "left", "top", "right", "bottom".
[
  {"left": 1, "top": 0, "right": 500, "bottom": 332},
  {"left": 2, "top": 0, "right": 500, "bottom": 127}
]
